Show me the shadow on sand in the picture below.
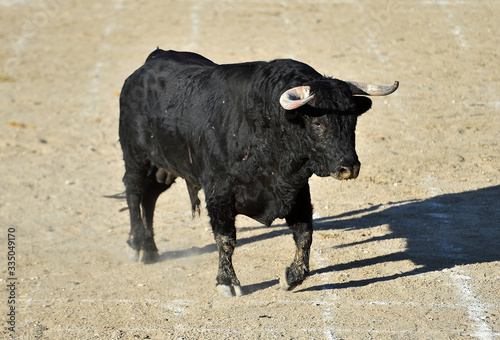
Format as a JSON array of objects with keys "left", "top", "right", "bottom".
[
  {"left": 158, "top": 185, "right": 500, "bottom": 292},
  {"left": 300, "top": 184, "right": 500, "bottom": 291}
]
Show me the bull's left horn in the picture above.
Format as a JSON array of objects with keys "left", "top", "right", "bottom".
[
  {"left": 280, "top": 86, "right": 314, "bottom": 110},
  {"left": 347, "top": 81, "right": 399, "bottom": 96}
]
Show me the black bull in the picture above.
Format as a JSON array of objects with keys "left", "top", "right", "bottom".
[{"left": 118, "top": 49, "right": 398, "bottom": 296}]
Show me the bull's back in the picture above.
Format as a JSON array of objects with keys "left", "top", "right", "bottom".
[
  {"left": 120, "top": 50, "right": 216, "bottom": 131},
  {"left": 119, "top": 50, "right": 274, "bottom": 187},
  {"left": 145, "top": 49, "right": 217, "bottom": 68},
  {"left": 119, "top": 50, "right": 224, "bottom": 183}
]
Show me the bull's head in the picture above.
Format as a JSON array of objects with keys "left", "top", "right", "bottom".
[{"left": 280, "top": 79, "right": 399, "bottom": 180}]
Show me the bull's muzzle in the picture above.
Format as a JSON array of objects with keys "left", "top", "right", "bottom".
[{"left": 332, "top": 164, "right": 360, "bottom": 180}]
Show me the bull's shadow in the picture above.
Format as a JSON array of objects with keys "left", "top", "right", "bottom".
[
  {"left": 299, "top": 184, "right": 500, "bottom": 291},
  {"left": 158, "top": 185, "right": 500, "bottom": 292}
]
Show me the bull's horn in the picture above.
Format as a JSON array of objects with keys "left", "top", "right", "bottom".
[
  {"left": 279, "top": 86, "right": 314, "bottom": 110},
  {"left": 347, "top": 81, "right": 399, "bottom": 96}
]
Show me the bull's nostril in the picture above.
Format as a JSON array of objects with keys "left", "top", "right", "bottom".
[{"left": 339, "top": 166, "right": 352, "bottom": 179}]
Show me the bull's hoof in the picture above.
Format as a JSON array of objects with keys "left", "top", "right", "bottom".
[
  {"left": 127, "top": 247, "right": 158, "bottom": 263},
  {"left": 279, "top": 267, "right": 306, "bottom": 291},
  {"left": 217, "top": 284, "right": 243, "bottom": 297},
  {"left": 127, "top": 239, "right": 141, "bottom": 262},
  {"left": 279, "top": 269, "right": 290, "bottom": 291},
  {"left": 128, "top": 248, "right": 141, "bottom": 262},
  {"left": 140, "top": 250, "right": 159, "bottom": 264}
]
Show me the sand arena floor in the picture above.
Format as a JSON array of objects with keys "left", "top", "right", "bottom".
[{"left": 1, "top": 0, "right": 499, "bottom": 338}]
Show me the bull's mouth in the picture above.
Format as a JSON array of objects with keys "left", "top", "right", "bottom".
[
  {"left": 330, "top": 172, "right": 356, "bottom": 181},
  {"left": 330, "top": 165, "right": 360, "bottom": 180}
]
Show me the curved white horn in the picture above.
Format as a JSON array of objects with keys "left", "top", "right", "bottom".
[
  {"left": 347, "top": 81, "right": 399, "bottom": 96},
  {"left": 279, "top": 86, "right": 314, "bottom": 110}
]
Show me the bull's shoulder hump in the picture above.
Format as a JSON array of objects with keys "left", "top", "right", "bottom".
[{"left": 145, "top": 49, "right": 217, "bottom": 68}]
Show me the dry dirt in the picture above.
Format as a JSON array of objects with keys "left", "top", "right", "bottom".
[{"left": 1, "top": 0, "right": 499, "bottom": 339}]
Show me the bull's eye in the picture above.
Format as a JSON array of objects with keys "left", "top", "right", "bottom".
[
  {"left": 312, "top": 118, "right": 324, "bottom": 128},
  {"left": 310, "top": 118, "right": 326, "bottom": 136}
]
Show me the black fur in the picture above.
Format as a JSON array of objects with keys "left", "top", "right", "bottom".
[{"left": 118, "top": 49, "right": 372, "bottom": 294}]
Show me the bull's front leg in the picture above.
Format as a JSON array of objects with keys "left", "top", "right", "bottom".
[
  {"left": 280, "top": 183, "right": 313, "bottom": 291},
  {"left": 207, "top": 199, "right": 243, "bottom": 297}
]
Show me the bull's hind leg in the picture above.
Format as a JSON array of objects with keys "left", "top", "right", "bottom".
[
  {"left": 280, "top": 184, "right": 313, "bottom": 291},
  {"left": 123, "top": 163, "right": 174, "bottom": 262},
  {"left": 123, "top": 165, "right": 148, "bottom": 262},
  {"left": 207, "top": 199, "right": 243, "bottom": 297},
  {"left": 140, "top": 168, "right": 176, "bottom": 263}
]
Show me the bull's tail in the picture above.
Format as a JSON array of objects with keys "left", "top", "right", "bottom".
[
  {"left": 103, "top": 191, "right": 127, "bottom": 199},
  {"left": 104, "top": 191, "right": 128, "bottom": 212}
]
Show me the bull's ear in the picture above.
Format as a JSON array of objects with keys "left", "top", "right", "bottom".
[{"left": 352, "top": 96, "right": 372, "bottom": 116}]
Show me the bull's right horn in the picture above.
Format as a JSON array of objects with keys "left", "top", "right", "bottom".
[
  {"left": 347, "top": 81, "right": 399, "bottom": 96},
  {"left": 279, "top": 86, "right": 314, "bottom": 110}
]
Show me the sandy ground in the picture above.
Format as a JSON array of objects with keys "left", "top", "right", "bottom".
[{"left": 1, "top": 0, "right": 499, "bottom": 339}]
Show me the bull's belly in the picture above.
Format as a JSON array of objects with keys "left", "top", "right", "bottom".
[
  {"left": 234, "top": 184, "right": 292, "bottom": 226},
  {"left": 150, "top": 149, "right": 203, "bottom": 188}
]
